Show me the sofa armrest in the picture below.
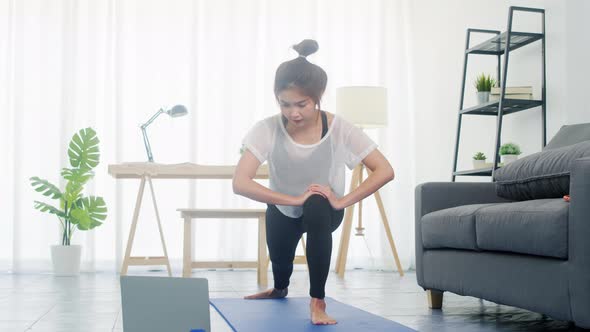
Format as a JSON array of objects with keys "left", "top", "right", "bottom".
[
  {"left": 568, "top": 157, "right": 590, "bottom": 327},
  {"left": 414, "top": 182, "right": 512, "bottom": 286}
]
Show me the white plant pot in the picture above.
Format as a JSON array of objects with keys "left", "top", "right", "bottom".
[
  {"left": 501, "top": 154, "right": 518, "bottom": 164},
  {"left": 472, "top": 159, "right": 486, "bottom": 169},
  {"left": 51, "top": 245, "right": 82, "bottom": 276},
  {"left": 477, "top": 91, "right": 490, "bottom": 104}
]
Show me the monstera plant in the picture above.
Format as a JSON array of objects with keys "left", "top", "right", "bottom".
[{"left": 30, "top": 127, "right": 107, "bottom": 275}]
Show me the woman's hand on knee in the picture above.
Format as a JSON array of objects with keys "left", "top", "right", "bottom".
[
  {"left": 307, "top": 184, "right": 343, "bottom": 210},
  {"left": 294, "top": 190, "right": 325, "bottom": 206}
]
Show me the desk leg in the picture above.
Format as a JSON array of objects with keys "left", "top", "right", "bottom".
[
  {"left": 258, "top": 215, "right": 268, "bottom": 286},
  {"left": 147, "top": 177, "right": 172, "bottom": 277},
  {"left": 183, "top": 217, "right": 192, "bottom": 278},
  {"left": 121, "top": 176, "right": 146, "bottom": 275}
]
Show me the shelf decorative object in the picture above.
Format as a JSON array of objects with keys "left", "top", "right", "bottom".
[
  {"left": 490, "top": 86, "right": 533, "bottom": 101},
  {"left": 473, "top": 152, "right": 487, "bottom": 169},
  {"left": 499, "top": 142, "right": 522, "bottom": 164},
  {"left": 474, "top": 74, "right": 496, "bottom": 104}
]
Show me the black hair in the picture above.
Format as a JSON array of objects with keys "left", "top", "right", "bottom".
[{"left": 274, "top": 39, "right": 328, "bottom": 108}]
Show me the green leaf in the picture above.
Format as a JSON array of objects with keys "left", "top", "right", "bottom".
[
  {"left": 30, "top": 177, "right": 62, "bottom": 199},
  {"left": 61, "top": 168, "right": 94, "bottom": 186},
  {"left": 33, "top": 201, "right": 66, "bottom": 218},
  {"left": 69, "top": 196, "right": 107, "bottom": 230},
  {"left": 70, "top": 208, "right": 92, "bottom": 230},
  {"left": 474, "top": 73, "right": 496, "bottom": 92},
  {"left": 499, "top": 142, "right": 522, "bottom": 155},
  {"left": 61, "top": 168, "right": 94, "bottom": 206},
  {"left": 68, "top": 127, "right": 100, "bottom": 170},
  {"left": 63, "top": 180, "right": 84, "bottom": 206},
  {"left": 473, "top": 152, "right": 486, "bottom": 160}
]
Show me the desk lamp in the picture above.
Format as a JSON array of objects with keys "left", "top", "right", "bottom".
[{"left": 140, "top": 105, "right": 188, "bottom": 162}]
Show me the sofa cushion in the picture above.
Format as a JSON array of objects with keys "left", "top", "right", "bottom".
[
  {"left": 543, "top": 123, "right": 590, "bottom": 150},
  {"left": 421, "top": 203, "right": 499, "bottom": 251},
  {"left": 494, "top": 140, "right": 590, "bottom": 200},
  {"left": 476, "top": 199, "right": 569, "bottom": 259}
]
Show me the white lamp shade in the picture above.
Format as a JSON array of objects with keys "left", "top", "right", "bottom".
[{"left": 336, "top": 86, "right": 388, "bottom": 128}]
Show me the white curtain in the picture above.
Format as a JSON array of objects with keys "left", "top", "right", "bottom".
[{"left": 0, "top": 0, "right": 416, "bottom": 273}]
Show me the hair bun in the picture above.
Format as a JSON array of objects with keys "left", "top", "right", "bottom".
[{"left": 293, "top": 39, "right": 319, "bottom": 58}]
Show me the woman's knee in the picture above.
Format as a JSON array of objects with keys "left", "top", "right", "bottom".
[
  {"left": 303, "top": 194, "right": 332, "bottom": 232},
  {"left": 303, "top": 194, "right": 331, "bottom": 213}
]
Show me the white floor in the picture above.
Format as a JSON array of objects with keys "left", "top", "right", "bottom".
[{"left": 0, "top": 268, "right": 579, "bottom": 331}]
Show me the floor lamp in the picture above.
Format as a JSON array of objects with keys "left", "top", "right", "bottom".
[{"left": 334, "top": 86, "right": 404, "bottom": 278}]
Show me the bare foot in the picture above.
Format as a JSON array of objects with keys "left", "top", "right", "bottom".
[
  {"left": 244, "top": 288, "right": 288, "bottom": 299},
  {"left": 310, "top": 298, "right": 337, "bottom": 325}
]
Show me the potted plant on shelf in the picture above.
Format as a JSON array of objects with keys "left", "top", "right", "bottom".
[
  {"left": 474, "top": 73, "right": 496, "bottom": 104},
  {"left": 30, "top": 127, "right": 107, "bottom": 276},
  {"left": 499, "top": 142, "right": 522, "bottom": 164},
  {"left": 472, "top": 152, "right": 487, "bottom": 169}
]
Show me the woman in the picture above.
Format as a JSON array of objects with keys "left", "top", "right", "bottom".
[{"left": 232, "top": 39, "right": 395, "bottom": 325}]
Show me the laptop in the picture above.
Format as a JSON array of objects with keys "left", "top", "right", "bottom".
[{"left": 120, "top": 276, "right": 211, "bottom": 332}]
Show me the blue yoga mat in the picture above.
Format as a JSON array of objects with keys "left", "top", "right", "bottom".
[{"left": 209, "top": 297, "right": 416, "bottom": 332}]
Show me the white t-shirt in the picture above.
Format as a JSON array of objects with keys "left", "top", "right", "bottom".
[{"left": 241, "top": 113, "right": 377, "bottom": 218}]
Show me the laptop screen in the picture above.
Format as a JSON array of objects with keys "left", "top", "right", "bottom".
[{"left": 120, "top": 276, "right": 211, "bottom": 332}]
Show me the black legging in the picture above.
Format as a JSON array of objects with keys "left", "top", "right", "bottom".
[{"left": 266, "top": 194, "right": 345, "bottom": 299}]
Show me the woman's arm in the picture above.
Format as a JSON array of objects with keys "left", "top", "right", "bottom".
[
  {"left": 339, "top": 149, "right": 395, "bottom": 208},
  {"left": 309, "top": 149, "right": 394, "bottom": 210},
  {"left": 233, "top": 149, "right": 314, "bottom": 206}
]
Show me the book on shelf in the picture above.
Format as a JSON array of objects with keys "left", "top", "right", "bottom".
[
  {"left": 489, "top": 93, "right": 533, "bottom": 101},
  {"left": 490, "top": 86, "right": 533, "bottom": 95}
]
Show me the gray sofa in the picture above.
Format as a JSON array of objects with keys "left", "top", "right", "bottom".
[{"left": 415, "top": 123, "right": 590, "bottom": 328}]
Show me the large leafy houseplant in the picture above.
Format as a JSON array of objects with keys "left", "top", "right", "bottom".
[{"left": 30, "top": 127, "right": 107, "bottom": 245}]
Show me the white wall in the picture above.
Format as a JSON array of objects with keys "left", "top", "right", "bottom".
[
  {"left": 565, "top": 0, "right": 590, "bottom": 124},
  {"left": 405, "top": 0, "right": 585, "bottom": 187}
]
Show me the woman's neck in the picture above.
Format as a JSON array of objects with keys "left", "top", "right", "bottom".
[{"left": 285, "top": 110, "right": 322, "bottom": 135}]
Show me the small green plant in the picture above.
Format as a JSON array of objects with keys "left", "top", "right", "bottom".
[
  {"left": 473, "top": 152, "right": 487, "bottom": 160},
  {"left": 474, "top": 73, "right": 497, "bottom": 92},
  {"left": 30, "top": 127, "right": 107, "bottom": 246},
  {"left": 499, "top": 142, "right": 522, "bottom": 155}
]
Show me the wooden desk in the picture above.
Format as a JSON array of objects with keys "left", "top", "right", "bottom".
[{"left": 108, "top": 162, "right": 269, "bottom": 276}]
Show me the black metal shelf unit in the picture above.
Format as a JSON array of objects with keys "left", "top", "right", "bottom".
[{"left": 451, "top": 6, "right": 546, "bottom": 181}]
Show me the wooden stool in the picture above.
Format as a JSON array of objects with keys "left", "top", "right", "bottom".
[
  {"left": 178, "top": 209, "right": 269, "bottom": 285},
  {"left": 178, "top": 208, "right": 309, "bottom": 286}
]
